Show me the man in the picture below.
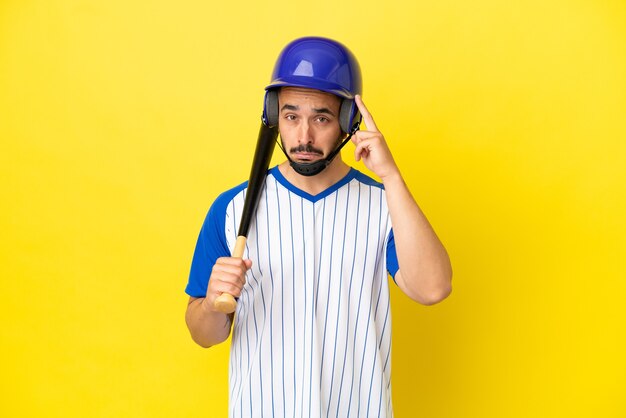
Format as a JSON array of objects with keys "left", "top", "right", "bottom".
[{"left": 185, "top": 37, "right": 452, "bottom": 417}]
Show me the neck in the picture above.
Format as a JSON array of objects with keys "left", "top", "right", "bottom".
[{"left": 278, "top": 156, "right": 351, "bottom": 196}]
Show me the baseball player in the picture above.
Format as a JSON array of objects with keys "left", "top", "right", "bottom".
[{"left": 185, "top": 36, "right": 452, "bottom": 417}]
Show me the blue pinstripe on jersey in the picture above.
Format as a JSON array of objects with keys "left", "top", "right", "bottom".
[
  {"left": 263, "top": 188, "right": 276, "bottom": 418},
  {"left": 310, "top": 195, "right": 325, "bottom": 417},
  {"left": 318, "top": 191, "right": 339, "bottom": 395},
  {"left": 345, "top": 184, "right": 372, "bottom": 417},
  {"left": 287, "top": 191, "right": 297, "bottom": 415},
  {"left": 335, "top": 182, "right": 361, "bottom": 417},
  {"left": 357, "top": 186, "right": 384, "bottom": 417},
  {"left": 324, "top": 183, "right": 351, "bottom": 416},
  {"left": 274, "top": 178, "right": 287, "bottom": 417},
  {"left": 299, "top": 196, "right": 308, "bottom": 417}
]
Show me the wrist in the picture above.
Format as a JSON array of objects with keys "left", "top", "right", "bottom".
[{"left": 380, "top": 168, "right": 403, "bottom": 186}]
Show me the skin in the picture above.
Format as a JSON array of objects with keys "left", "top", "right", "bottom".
[{"left": 185, "top": 87, "right": 452, "bottom": 347}]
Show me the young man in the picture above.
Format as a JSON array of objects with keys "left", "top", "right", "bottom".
[{"left": 185, "top": 37, "right": 452, "bottom": 417}]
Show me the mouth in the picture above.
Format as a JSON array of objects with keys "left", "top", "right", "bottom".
[
  {"left": 292, "top": 151, "right": 323, "bottom": 162},
  {"left": 290, "top": 145, "right": 324, "bottom": 162}
]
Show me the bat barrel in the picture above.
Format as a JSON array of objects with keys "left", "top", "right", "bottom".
[
  {"left": 213, "top": 124, "right": 278, "bottom": 314},
  {"left": 238, "top": 124, "right": 278, "bottom": 237}
]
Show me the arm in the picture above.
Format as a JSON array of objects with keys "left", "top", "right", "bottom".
[
  {"left": 185, "top": 257, "right": 251, "bottom": 347},
  {"left": 382, "top": 173, "right": 452, "bottom": 305},
  {"left": 351, "top": 95, "right": 452, "bottom": 305}
]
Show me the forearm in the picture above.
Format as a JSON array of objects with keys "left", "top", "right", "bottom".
[
  {"left": 382, "top": 171, "right": 452, "bottom": 304},
  {"left": 185, "top": 297, "right": 233, "bottom": 348}
]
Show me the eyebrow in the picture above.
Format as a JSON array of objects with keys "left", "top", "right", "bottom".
[{"left": 280, "top": 104, "right": 336, "bottom": 117}]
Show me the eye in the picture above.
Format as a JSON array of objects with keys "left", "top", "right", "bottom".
[
  {"left": 315, "top": 116, "right": 329, "bottom": 123},
  {"left": 284, "top": 114, "right": 297, "bottom": 121}
]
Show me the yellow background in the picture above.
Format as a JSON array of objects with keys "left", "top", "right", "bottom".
[{"left": 2, "top": 0, "right": 625, "bottom": 416}]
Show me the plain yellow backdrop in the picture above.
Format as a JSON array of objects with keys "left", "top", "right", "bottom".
[{"left": 1, "top": 0, "right": 625, "bottom": 417}]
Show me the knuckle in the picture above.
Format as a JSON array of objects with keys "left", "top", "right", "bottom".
[{"left": 225, "top": 282, "right": 242, "bottom": 297}]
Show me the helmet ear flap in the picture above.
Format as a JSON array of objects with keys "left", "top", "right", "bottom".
[
  {"left": 263, "top": 90, "right": 279, "bottom": 127},
  {"left": 339, "top": 99, "right": 361, "bottom": 134}
]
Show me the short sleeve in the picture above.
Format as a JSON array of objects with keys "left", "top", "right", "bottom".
[
  {"left": 185, "top": 196, "right": 233, "bottom": 298},
  {"left": 386, "top": 228, "right": 399, "bottom": 283}
]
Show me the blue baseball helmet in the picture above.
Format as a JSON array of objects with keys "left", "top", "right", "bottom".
[{"left": 263, "top": 36, "right": 362, "bottom": 134}]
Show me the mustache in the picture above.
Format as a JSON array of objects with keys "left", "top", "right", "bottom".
[{"left": 289, "top": 144, "right": 324, "bottom": 156}]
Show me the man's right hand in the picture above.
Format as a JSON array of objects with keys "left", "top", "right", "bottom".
[
  {"left": 203, "top": 257, "right": 252, "bottom": 312},
  {"left": 186, "top": 257, "right": 252, "bottom": 347}
]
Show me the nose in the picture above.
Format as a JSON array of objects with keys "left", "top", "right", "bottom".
[{"left": 298, "top": 120, "right": 313, "bottom": 144}]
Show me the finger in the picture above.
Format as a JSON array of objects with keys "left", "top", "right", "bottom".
[
  {"left": 212, "top": 278, "right": 244, "bottom": 298},
  {"left": 211, "top": 263, "right": 249, "bottom": 289},
  {"left": 353, "top": 140, "right": 371, "bottom": 162},
  {"left": 355, "top": 94, "right": 379, "bottom": 133},
  {"left": 352, "top": 130, "right": 382, "bottom": 143},
  {"left": 216, "top": 257, "right": 250, "bottom": 268},
  {"left": 215, "top": 258, "right": 251, "bottom": 275},
  {"left": 212, "top": 263, "right": 248, "bottom": 279},
  {"left": 209, "top": 268, "right": 247, "bottom": 289}
]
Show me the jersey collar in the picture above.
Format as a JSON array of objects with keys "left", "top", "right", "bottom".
[{"left": 269, "top": 165, "right": 358, "bottom": 203}]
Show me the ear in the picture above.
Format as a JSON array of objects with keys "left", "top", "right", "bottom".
[{"left": 263, "top": 90, "right": 279, "bottom": 127}]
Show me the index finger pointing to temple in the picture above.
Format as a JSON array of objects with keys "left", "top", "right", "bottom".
[{"left": 355, "top": 94, "right": 379, "bottom": 132}]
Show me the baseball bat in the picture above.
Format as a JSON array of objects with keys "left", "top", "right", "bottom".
[{"left": 213, "top": 123, "right": 278, "bottom": 313}]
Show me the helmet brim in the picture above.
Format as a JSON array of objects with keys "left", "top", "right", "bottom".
[{"left": 265, "top": 76, "right": 356, "bottom": 100}]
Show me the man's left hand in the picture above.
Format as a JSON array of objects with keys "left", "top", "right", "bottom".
[{"left": 351, "top": 95, "right": 400, "bottom": 181}]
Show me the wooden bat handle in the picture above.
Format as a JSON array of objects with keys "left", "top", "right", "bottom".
[{"left": 213, "top": 236, "right": 247, "bottom": 314}]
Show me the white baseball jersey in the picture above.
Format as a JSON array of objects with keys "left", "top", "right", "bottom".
[{"left": 187, "top": 166, "right": 399, "bottom": 417}]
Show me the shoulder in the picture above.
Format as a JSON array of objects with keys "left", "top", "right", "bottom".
[
  {"left": 209, "top": 180, "right": 248, "bottom": 214},
  {"left": 197, "top": 181, "right": 249, "bottom": 233},
  {"left": 350, "top": 169, "right": 385, "bottom": 190}
]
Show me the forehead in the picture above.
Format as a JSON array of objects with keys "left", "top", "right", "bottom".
[{"left": 277, "top": 87, "right": 341, "bottom": 109}]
